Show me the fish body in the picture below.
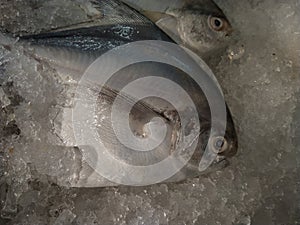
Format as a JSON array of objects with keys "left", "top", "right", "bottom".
[
  {"left": 0, "top": 0, "right": 237, "bottom": 187},
  {"left": 21, "top": 23, "right": 172, "bottom": 80},
  {"left": 19, "top": 0, "right": 172, "bottom": 80}
]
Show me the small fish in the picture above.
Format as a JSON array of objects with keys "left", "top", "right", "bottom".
[{"left": 120, "top": 0, "right": 233, "bottom": 57}]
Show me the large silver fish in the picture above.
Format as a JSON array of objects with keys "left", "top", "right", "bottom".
[{"left": 0, "top": 0, "right": 237, "bottom": 187}]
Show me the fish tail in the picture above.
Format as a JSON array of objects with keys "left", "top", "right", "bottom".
[{"left": 0, "top": 32, "right": 18, "bottom": 51}]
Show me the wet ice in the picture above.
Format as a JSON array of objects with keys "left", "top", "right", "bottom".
[{"left": 0, "top": 0, "right": 300, "bottom": 224}]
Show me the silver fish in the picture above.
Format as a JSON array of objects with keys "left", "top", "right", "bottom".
[{"left": 0, "top": 0, "right": 237, "bottom": 187}]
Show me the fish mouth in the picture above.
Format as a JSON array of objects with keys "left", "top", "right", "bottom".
[
  {"left": 193, "top": 120, "right": 238, "bottom": 172},
  {"left": 209, "top": 154, "right": 229, "bottom": 171},
  {"left": 200, "top": 136, "right": 234, "bottom": 170}
]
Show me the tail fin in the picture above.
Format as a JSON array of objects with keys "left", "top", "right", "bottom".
[{"left": 0, "top": 32, "right": 17, "bottom": 51}]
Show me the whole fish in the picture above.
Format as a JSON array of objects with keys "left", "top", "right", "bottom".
[{"left": 0, "top": 0, "right": 237, "bottom": 187}]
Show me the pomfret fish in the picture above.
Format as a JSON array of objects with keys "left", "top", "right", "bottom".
[{"left": 0, "top": 0, "right": 237, "bottom": 187}]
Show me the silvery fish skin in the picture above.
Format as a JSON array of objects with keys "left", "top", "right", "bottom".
[
  {"left": 19, "top": 0, "right": 172, "bottom": 80},
  {"left": 120, "top": 0, "right": 233, "bottom": 57},
  {"left": 0, "top": 0, "right": 237, "bottom": 187}
]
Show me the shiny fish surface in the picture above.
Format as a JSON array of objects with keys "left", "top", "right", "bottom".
[{"left": 0, "top": 0, "right": 237, "bottom": 187}]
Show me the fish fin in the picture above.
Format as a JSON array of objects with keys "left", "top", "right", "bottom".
[
  {"left": 19, "top": 0, "right": 155, "bottom": 36},
  {"left": 89, "top": 0, "right": 152, "bottom": 25},
  {"left": 119, "top": 0, "right": 184, "bottom": 43},
  {"left": 119, "top": 0, "right": 185, "bottom": 14},
  {"left": 142, "top": 11, "right": 168, "bottom": 22},
  {"left": 155, "top": 16, "right": 182, "bottom": 44},
  {"left": 98, "top": 86, "right": 166, "bottom": 116},
  {"left": 27, "top": 21, "right": 102, "bottom": 34},
  {"left": 72, "top": 160, "right": 117, "bottom": 187},
  {"left": 0, "top": 32, "right": 18, "bottom": 51}
]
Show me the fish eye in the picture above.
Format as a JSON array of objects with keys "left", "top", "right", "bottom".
[
  {"left": 208, "top": 16, "right": 226, "bottom": 31},
  {"left": 211, "top": 136, "right": 228, "bottom": 154}
]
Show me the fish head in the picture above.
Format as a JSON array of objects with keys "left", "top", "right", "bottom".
[
  {"left": 208, "top": 121, "right": 238, "bottom": 159},
  {"left": 120, "top": 0, "right": 233, "bottom": 56},
  {"left": 191, "top": 109, "right": 238, "bottom": 174},
  {"left": 173, "top": 1, "right": 233, "bottom": 56}
]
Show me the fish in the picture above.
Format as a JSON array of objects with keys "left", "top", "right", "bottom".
[
  {"left": 120, "top": 0, "right": 233, "bottom": 57},
  {"left": 0, "top": 0, "right": 237, "bottom": 187}
]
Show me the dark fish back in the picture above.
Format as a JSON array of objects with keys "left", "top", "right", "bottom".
[
  {"left": 20, "top": 0, "right": 172, "bottom": 53},
  {"left": 21, "top": 24, "right": 172, "bottom": 53}
]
